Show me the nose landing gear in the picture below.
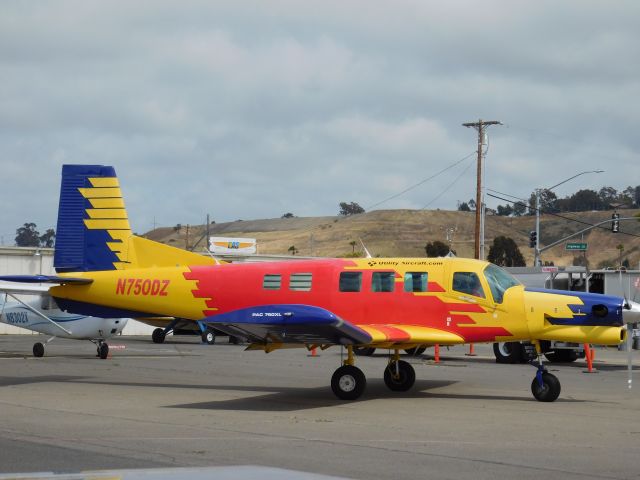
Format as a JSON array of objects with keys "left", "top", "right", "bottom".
[{"left": 528, "top": 341, "right": 561, "bottom": 402}]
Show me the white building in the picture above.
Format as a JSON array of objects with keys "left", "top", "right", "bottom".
[{"left": 0, "top": 246, "right": 152, "bottom": 335}]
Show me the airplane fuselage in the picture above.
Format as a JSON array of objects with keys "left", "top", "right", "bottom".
[
  {"left": 50, "top": 257, "right": 625, "bottom": 348},
  {"left": 1, "top": 299, "right": 126, "bottom": 340}
]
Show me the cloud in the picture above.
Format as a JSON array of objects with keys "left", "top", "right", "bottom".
[{"left": 0, "top": 0, "right": 638, "bottom": 242}]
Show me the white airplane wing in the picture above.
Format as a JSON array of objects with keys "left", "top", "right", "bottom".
[{"left": 0, "top": 283, "right": 50, "bottom": 295}]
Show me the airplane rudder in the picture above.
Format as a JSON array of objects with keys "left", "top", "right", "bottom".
[{"left": 55, "top": 165, "right": 132, "bottom": 273}]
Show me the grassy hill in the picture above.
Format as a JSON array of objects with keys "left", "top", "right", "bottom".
[{"left": 144, "top": 208, "right": 640, "bottom": 268}]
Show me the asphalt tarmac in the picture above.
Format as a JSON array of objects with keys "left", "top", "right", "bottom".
[{"left": 0, "top": 335, "right": 638, "bottom": 480}]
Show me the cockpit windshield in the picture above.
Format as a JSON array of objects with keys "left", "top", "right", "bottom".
[{"left": 483, "top": 264, "right": 521, "bottom": 304}]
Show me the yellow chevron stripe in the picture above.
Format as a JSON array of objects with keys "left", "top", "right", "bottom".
[
  {"left": 88, "top": 177, "right": 120, "bottom": 188},
  {"left": 108, "top": 230, "right": 131, "bottom": 241},
  {"left": 78, "top": 187, "right": 122, "bottom": 198},
  {"left": 84, "top": 219, "right": 131, "bottom": 230},
  {"left": 86, "top": 209, "right": 128, "bottom": 219},
  {"left": 88, "top": 198, "right": 126, "bottom": 209}
]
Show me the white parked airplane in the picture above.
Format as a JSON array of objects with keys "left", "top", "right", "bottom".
[{"left": 0, "top": 284, "right": 127, "bottom": 358}]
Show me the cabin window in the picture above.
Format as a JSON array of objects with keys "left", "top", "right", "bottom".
[
  {"left": 404, "top": 272, "right": 428, "bottom": 292},
  {"left": 453, "top": 272, "right": 486, "bottom": 298},
  {"left": 339, "top": 271, "right": 362, "bottom": 292},
  {"left": 290, "top": 273, "right": 313, "bottom": 291},
  {"left": 372, "top": 272, "right": 395, "bottom": 292},
  {"left": 263, "top": 274, "right": 282, "bottom": 290}
]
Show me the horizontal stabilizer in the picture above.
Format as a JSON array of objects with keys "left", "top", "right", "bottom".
[
  {"left": 203, "top": 304, "right": 372, "bottom": 346},
  {"left": 0, "top": 275, "right": 93, "bottom": 285}
]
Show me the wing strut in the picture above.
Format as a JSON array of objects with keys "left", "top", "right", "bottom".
[{"left": 3, "top": 292, "right": 72, "bottom": 336}]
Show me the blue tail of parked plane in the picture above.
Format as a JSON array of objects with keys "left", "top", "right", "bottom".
[{"left": 54, "top": 165, "right": 133, "bottom": 273}]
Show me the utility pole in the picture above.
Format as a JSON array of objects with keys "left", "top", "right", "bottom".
[{"left": 462, "top": 119, "right": 502, "bottom": 259}]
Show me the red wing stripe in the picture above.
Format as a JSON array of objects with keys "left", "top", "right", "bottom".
[{"left": 370, "top": 325, "right": 411, "bottom": 342}]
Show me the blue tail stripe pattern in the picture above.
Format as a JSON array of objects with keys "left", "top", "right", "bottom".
[{"left": 55, "top": 165, "right": 125, "bottom": 273}]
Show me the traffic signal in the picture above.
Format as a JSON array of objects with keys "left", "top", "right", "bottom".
[
  {"left": 529, "top": 230, "right": 537, "bottom": 248},
  {"left": 611, "top": 213, "right": 620, "bottom": 233}
]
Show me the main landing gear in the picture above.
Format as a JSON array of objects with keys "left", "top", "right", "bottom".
[
  {"left": 528, "top": 341, "right": 561, "bottom": 402},
  {"left": 92, "top": 340, "right": 109, "bottom": 359},
  {"left": 331, "top": 346, "right": 417, "bottom": 400},
  {"left": 32, "top": 339, "right": 110, "bottom": 359}
]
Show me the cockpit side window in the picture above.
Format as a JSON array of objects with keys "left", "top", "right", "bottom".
[
  {"left": 452, "top": 272, "right": 485, "bottom": 298},
  {"left": 483, "top": 264, "right": 520, "bottom": 304}
]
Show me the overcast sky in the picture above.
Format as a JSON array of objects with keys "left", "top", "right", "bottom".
[{"left": 1, "top": 0, "right": 638, "bottom": 242}]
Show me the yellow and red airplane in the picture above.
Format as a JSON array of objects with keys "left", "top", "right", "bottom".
[{"left": 3, "top": 165, "right": 639, "bottom": 402}]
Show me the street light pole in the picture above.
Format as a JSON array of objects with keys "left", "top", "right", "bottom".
[{"left": 533, "top": 169, "right": 604, "bottom": 266}]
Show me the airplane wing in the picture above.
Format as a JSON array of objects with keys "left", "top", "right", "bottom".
[
  {"left": 0, "top": 283, "right": 50, "bottom": 295},
  {"left": 202, "top": 304, "right": 372, "bottom": 347},
  {"left": 202, "top": 304, "right": 464, "bottom": 350},
  {"left": 0, "top": 275, "right": 92, "bottom": 285}
]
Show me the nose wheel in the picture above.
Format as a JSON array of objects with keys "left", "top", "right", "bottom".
[
  {"left": 33, "top": 342, "right": 45, "bottom": 358},
  {"left": 529, "top": 341, "right": 561, "bottom": 402},
  {"left": 531, "top": 370, "right": 561, "bottom": 402}
]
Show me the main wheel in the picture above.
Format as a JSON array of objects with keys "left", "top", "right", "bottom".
[
  {"left": 331, "top": 365, "right": 366, "bottom": 400},
  {"left": 354, "top": 346, "right": 376, "bottom": 356},
  {"left": 98, "top": 343, "right": 109, "bottom": 360},
  {"left": 531, "top": 372, "right": 561, "bottom": 402},
  {"left": 201, "top": 329, "right": 216, "bottom": 345},
  {"left": 383, "top": 360, "right": 416, "bottom": 392},
  {"left": 32, "top": 342, "right": 45, "bottom": 358},
  {"left": 404, "top": 346, "right": 426, "bottom": 356},
  {"left": 493, "top": 342, "right": 523, "bottom": 364},
  {"left": 152, "top": 328, "right": 166, "bottom": 344}
]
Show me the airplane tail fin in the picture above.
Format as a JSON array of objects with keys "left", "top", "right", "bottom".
[
  {"left": 55, "top": 165, "right": 132, "bottom": 273},
  {"left": 55, "top": 164, "right": 215, "bottom": 273}
]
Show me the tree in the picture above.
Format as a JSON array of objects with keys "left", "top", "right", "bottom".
[
  {"left": 527, "top": 189, "right": 558, "bottom": 216},
  {"left": 598, "top": 186, "right": 618, "bottom": 208},
  {"left": 458, "top": 202, "right": 471, "bottom": 212},
  {"left": 512, "top": 201, "right": 527, "bottom": 217},
  {"left": 15, "top": 223, "right": 40, "bottom": 247},
  {"left": 349, "top": 240, "right": 357, "bottom": 254},
  {"left": 281, "top": 212, "right": 295, "bottom": 218},
  {"left": 487, "top": 236, "right": 525, "bottom": 267},
  {"left": 496, "top": 204, "right": 513, "bottom": 216},
  {"left": 288, "top": 245, "right": 298, "bottom": 255},
  {"left": 338, "top": 202, "right": 365, "bottom": 216},
  {"left": 560, "top": 189, "right": 604, "bottom": 212},
  {"left": 425, "top": 240, "right": 452, "bottom": 257},
  {"left": 39, "top": 229, "right": 55, "bottom": 248}
]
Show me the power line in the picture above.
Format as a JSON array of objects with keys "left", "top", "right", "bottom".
[
  {"left": 487, "top": 192, "right": 640, "bottom": 239},
  {"left": 421, "top": 156, "right": 475, "bottom": 210},
  {"left": 365, "top": 151, "right": 476, "bottom": 211}
]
